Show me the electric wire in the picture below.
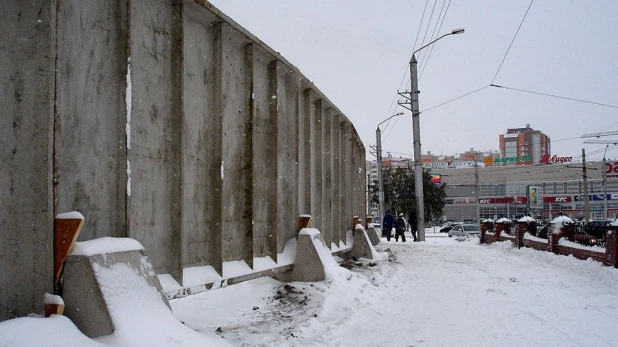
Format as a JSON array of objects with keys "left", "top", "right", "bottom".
[
  {"left": 490, "top": 84, "right": 618, "bottom": 109},
  {"left": 421, "top": 85, "right": 490, "bottom": 113},
  {"left": 491, "top": 0, "right": 535, "bottom": 84},
  {"left": 417, "top": 0, "right": 439, "bottom": 68},
  {"left": 418, "top": 0, "right": 447, "bottom": 71},
  {"left": 419, "top": 0, "right": 452, "bottom": 79}
]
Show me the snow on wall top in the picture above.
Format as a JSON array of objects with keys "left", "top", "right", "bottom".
[
  {"left": 551, "top": 215, "right": 574, "bottom": 225},
  {"left": 71, "top": 237, "right": 144, "bottom": 256},
  {"left": 518, "top": 216, "right": 536, "bottom": 223},
  {"left": 55, "top": 211, "right": 85, "bottom": 220}
]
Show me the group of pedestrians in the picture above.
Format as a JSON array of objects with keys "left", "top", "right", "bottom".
[{"left": 382, "top": 211, "right": 418, "bottom": 242}]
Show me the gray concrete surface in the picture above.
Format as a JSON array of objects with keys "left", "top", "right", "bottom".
[{"left": 1, "top": 0, "right": 366, "bottom": 321}]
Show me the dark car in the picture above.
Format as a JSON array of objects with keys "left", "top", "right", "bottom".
[
  {"left": 583, "top": 220, "right": 612, "bottom": 238},
  {"left": 537, "top": 223, "right": 597, "bottom": 246}
]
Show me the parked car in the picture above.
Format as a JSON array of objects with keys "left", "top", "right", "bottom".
[
  {"left": 536, "top": 223, "right": 597, "bottom": 246},
  {"left": 583, "top": 220, "right": 613, "bottom": 238},
  {"left": 439, "top": 221, "right": 460, "bottom": 233},
  {"left": 448, "top": 223, "right": 481, "bottom": 237}
]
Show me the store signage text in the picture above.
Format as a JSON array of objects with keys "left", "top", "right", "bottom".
[
  {"left": 540, "top": 155, "right": 572, "bottom": 164},
  {"left": 422, "top": 160, "right": 477, "bottom": 169},
  {"left": 493, "top": 156, "right": 531, "bottom": 163}
]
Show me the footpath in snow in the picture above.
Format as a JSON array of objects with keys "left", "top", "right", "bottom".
[{"left": 2, "top": 235, "right": 618, "bottom": 346}]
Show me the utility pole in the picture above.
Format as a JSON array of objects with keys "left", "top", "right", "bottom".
[
  {"left": 582, "top": 148, "right": 590, "bottom": 225},
  {"left": 376, "top": 127, "right": 385, "bottom": 228},
  {"left": 375, "top": 112, "right": 404, "bottom": 228},
  {"left": 474, "top": 154, "right": 480, "bottom": 224},
  {"left": 410, "top": 55, "right": 426, "bottom": 241},
  {"left": 603, "top": 152, "right": 608, "bottom": 220}
]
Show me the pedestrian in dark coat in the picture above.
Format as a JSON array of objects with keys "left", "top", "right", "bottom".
[
  {"left": 395, "top": 213, "right": 407, "bottom": 242},
  {"left": 383, "top": 212, "right": 395, "bottom": 241}
]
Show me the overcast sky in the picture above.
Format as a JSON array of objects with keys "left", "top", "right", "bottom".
[{"left": 208, "top": 0, "right": 618, "bottom": 162}]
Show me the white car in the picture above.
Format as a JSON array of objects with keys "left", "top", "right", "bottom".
[{"left": 448, "top": 223, "right": 481, "bottom": 237}]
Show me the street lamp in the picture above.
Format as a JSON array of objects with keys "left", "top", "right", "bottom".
[
  {"left": 410, "top": 28, "right": 464, "bottom": 242},
  {"left": 376, "top": 112, "right": 404, "bottom": 227}
]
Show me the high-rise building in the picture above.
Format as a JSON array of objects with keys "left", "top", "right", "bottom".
[{"left": 499, "top": 124, "right": 550, "bottom": 165}]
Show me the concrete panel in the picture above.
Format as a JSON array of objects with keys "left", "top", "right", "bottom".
[
  {"left": 338, "top": 118, "right": 347, "bottom": 242},
  {"left": 358, "top": 140, "right": 367, "bottom": 217},
  {"left": 322, "top": 108, "right": 333, "bottom": 247},
  {"left": 251, "top": 47, "right": 277, "bottom": 260},
  {"left": 331, "top": 114, "right": 342, "bottom": 246},
  {"left": 311, "top": 99, "right": 323, "bottom": 231},
  {"left": 128, "top": 0, "right": 182, "bottom": 281},
  {"left": 0, "top": 0, "right": 55, "bottom": 321},
  {"left": 181, "top": 2, "right": 222, "bottom": 272},
  {"left": 220, "top": 25, "right": 253, "bottom": 267},
  {"left": 55, "top": 0, "right": 128, "bottom": 240},
  {"left": 345, "top": 123, "right": 354, "bottom": 231},
  {"left": 276, "top": 65, "right": 300, "bottom": 252},
  {"left": 298, "top": 88, "right": 312, "bottom": 215}
]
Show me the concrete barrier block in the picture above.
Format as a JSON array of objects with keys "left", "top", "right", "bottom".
[
  {"left": 288, "top": 230, "right": 327, "bottom": 282},
  {"left": 62, "top": 238, "right": 169, "bottom": 338},
  {"left": 366, "top": 226, "right": 380, "bottom": 246},
  {"left": 351, "top": 225, "right": 373, "bottom": 259}
]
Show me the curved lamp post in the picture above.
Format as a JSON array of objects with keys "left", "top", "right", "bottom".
[
  {"left": 376, "top": 112, "right": 404, "bottom": 227},
  {"left": 411, "top": 28, "right": 464, "bottom": 241}
]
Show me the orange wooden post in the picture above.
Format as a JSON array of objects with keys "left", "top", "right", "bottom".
[
  {"left": 44, "top": 293, "right": 65, "bottom": 317},
  {"left": 353, "top": 216, "right": 360, "bottom": 230},
  {"left": 298, "top": 214, "right": 312, "bottom": 232},
  {"left": 54, "top": 212, "right": 85, "bottom": 290},
  {"left": 365, "top": 215, "right": 373, "bottom": 228}
]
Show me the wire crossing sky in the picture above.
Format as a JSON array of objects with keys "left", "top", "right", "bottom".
[{"left": 209, "top": 0, "right": 618, "bottom": 162}]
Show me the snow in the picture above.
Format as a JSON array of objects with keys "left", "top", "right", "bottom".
[
  {"left": 524, "top": 232, "right": 549, "bottom": 243},
  {"left": 55, "top": 211, "right": 85, "bottom": 220},
  {"left": 551, "top": 215, "right": 574, "bottom": 225},
  {"left": 558, "top": 238, "right": 606, "bottom": 253},
  {"left": 517, "top": 216, "right": 536, "bottom": 223},
  {"left": 43, "top": 293, "right": 64, "bottom": 306},
  {"left": 70, "top": 237, "right": 144, "bottom": 257},
  {"left": 298, "top": 227, "right": 320, "bottom": 236},
  {"left": 3, "top": 234, "right": 618, "bottom": 346}
]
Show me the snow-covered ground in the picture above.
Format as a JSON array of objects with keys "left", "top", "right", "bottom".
[{"left": 2, "top": 232, "right": 618, "bottom": 346}]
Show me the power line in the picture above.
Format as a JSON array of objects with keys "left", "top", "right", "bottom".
[
  {"left": 491, "top": 0, "right": 534, "bottom": 84},
  {"left": 490, "top": 84, "right": 618, "bottom": 109},
  {"left": 417, "top": 0, "right": 439, "bottom": 68},
  {"left": 420, "top": 0, "right": 452, "bottom": 79},
  {"left": 419, "top": 0, "right": 448, "bottom": 72},
  {"left": 421, "top": 85, "right": 490, "bottom": 113}
]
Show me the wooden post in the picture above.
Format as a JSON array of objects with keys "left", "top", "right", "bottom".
[
  {"left": 44, "top": 293, "right": 65, "bottom": 317},
  {"left": 54, "top": 212, "right": 85, "bottom": 293},
  {"left": 298, "top": 214, "right": 312, "bottom": 232},
  {"left": 365, "top": 215, "right": 373, "bottom": 229}
]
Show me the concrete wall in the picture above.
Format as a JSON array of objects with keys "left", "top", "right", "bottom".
[{"left": 0, "top": 0, "right": 366, "bottom": 321}]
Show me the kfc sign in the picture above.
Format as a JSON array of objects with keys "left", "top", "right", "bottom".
[
  {"left": 543, "top": 196, "right": 572, "bottom": 203},
  {"left": 478, "top": 199, "right": 492, "bottom": 204}
]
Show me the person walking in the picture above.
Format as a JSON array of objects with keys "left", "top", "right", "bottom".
[
  {"left": 383, "top": 212, "right": 395, "bottom": 241},
  {"left": 395, "top": 213, "right": 407, "bottom": 242},
  {"left": 408, "top": 210, "right": 418, "bottom": 242}
]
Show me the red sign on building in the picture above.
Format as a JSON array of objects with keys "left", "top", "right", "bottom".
[{"left": 543, "top": 196, "right": 572, "bottom": 203}]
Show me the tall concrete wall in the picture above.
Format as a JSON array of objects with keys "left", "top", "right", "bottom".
[{"left": 0, "top": 0, "right": 366, "bottom": 321}]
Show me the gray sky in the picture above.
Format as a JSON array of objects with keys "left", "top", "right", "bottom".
[{"left": 208, "top": 0, "right": 618, "bottom": 162}]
